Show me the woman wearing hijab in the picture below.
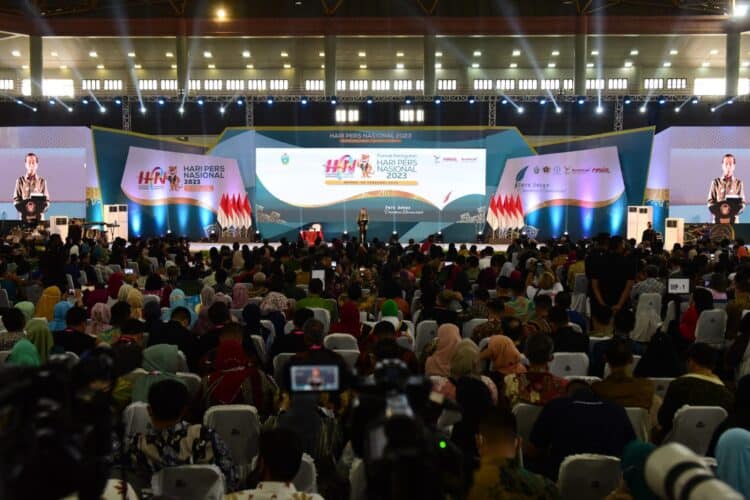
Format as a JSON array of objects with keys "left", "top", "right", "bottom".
[
  {"left": 25, "top": 318, "right": 53, "bottom": 363},
  {"left": 35, "top": 286, "right": 61, "bottom": 321},
  {"left": 708, "top": 374, "right": 750, "bottom": 456},
  {"left": 609, "top": 441, "right": 659, "bottom": 500},
  {"left": 127, "top": 288, "right": 144, "bottom": 320},
  {"left": 87, "top": 303, "right": 112, "bottom": 338},
  {"left": 202, "top": 339, "right": 276, "bottom": 417},
  {"left": 425, "top": 323, "right": 461, "bottom": 377},
  {"left": 143, "top": 301, "right": 162, "bottom": 338},
  {"left": 107, "top": 272, "right": 125, "bottom": 306},
  {"left": 716, "top": 428, "right": 750, "bottom": 498},
  {"left": 330, "top": 301, "right": 369, "bottom": 338},
  {"left": 432, "top": 339, "right": 499, "bottom": 405},
  {"left": 48, "top": 301, "right": 73, "bottom": 332},
  {"left": 231, "top": 283, "right": 249, "bottom": 310},
  {"left": 14, "top": 301, "right": 34, "bottom": 324},
  {"left": 131, "top": 344, "right": 184, "bottom": 402},
  {"left": 161, "top": 288, "right": 197, "bottom": 326},
  {"left": 379, "top": 299, "right": 410, "bottom": 337},
  {"left": 480, "top": 334, "right": 526, "bottom": 391},
  {"left": 193, "top": 286, "right": 217, "bottom": 336},
  {"left": 5, "top": 338, "right": 40, "bottom": 367}
]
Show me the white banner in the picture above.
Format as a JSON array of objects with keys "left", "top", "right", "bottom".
[
  {"left": 256, "top": 147, "right": 486, "bottom": 210},
  {"left": 496, "top": 146, "right": 625, "bottom": 214},
  {"left": 121, "top": 146, "right": 250, "bottom": 227}
]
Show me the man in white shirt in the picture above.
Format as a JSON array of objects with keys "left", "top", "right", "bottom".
[{"left": 225, "top": 428, "right": 324, "bottom": 500}]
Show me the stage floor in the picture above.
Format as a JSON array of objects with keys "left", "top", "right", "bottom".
[{"left": 188, "top": 241, "right": 510, "bottom": 253}]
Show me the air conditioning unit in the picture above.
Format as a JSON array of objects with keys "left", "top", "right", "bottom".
[
  {"left": 627, "top": 205, "right": 653, "bottom": 241},
  {"left": 103, "top": 204, "right": 128, "bottom": 241},
  {"left": 664, "top": 218, "right": 685, "bottom": 250},
  {"left": 49, "top": 215, "right": 69, "bottom": 240}
]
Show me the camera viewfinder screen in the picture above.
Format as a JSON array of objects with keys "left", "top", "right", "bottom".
[{"left": 290, "top": 365, "right": 340, "bottom": 392}]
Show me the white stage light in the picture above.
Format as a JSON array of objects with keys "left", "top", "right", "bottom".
[
  {"left": 595, "top": 105, "right": 604, "bottom": 114},
  {"left": 555, "top": 106, "right": 562, "bottom": 114},
  {"left": 517, "top": 106, "right": 524, "bottom": 114},
  {"left": 140, "top": 106, "right": 147, "bottom": 114}
]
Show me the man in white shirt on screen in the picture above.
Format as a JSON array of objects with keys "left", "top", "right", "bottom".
[{"left": 13, "top": 152, "right": 50, "bottom": 219}]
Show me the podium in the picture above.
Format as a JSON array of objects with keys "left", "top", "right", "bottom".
[
  {"left": 16, "top": 194, "right": 46, "bottom": 226},
  {"left": 709, "top": 196, "right": 742, "bottom": 224}
]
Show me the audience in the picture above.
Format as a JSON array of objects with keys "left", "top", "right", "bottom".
[
  {"left": 52, "top": 306, "right": 96, "bottom": 355},
  {"left": 592, "top": 337, "right": 655, "bottom": 410},
  {"left": 425, "top": 323, "right": 461, "bottom": 377},
  {"left": 504, "top": 333, "right": 568, "bottom": 407}
]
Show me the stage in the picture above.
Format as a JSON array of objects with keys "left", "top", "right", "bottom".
[{"left": 187, "top": 241, "right": 510, "bottom": 253}]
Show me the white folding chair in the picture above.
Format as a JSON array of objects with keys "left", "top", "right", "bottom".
[
  {"left": 251, "top": 334, "right": 267, "bottom": 365},
  {"left": 261, "top": 319, "right": 276, "bottom": 350},
  {"left": 396, "top": 335, "right": 414, "bottom": 351},
  {"left": 695, "top": 309, "right": 728, "bottom": 348},
  {"left": 512, "top": 403, "right": 544, "bottom": 444},
  {"left": 273, "top": 352, "right": 296, "bottom": 384},
  {"left": 604, "top": 355, "right": 641, "bottom": 379},
  {"left": 334, "top": 349, "right": 360, "bottom": 370},
  {"left": 664, "top": 405, "right": 729, "bottom": 455},
  {"left": 176, "top": 372, "right": 201, "bottom": 399},
  {"left": 143, "top": 294, "right": 160, "bottom": 307},
  {"left": 558, "top": 454, "right": 622, "bottom": 500},
  {"left": 568, "top": 322, "right": 583, "bottom": 334},
  {"left": 631, "top": 293, "right": 662, "bottom": 343},
  {"left": 462, "top": 318, "right": 488, "bottom": 339},
  {"left": 402, "top": 319, "right": 415, "bottom": 337},
  {"left": 0, "top": 350, "right": 10, "bottom": 364},
  {"left": 122, "top": 401, "right": 152, "bottom": 444},
  {"left": 292, "top": 452, "right": 318, "bottom": 493},
  {"left": 151, "top": 464, "right": 225, "bottom": 500},
  {"left": 230, "top": 308, "right": 244, "bottom": 323},
  {"left": 203, "top": 404, "right": 261, "bottom": 474},
  {"left": 549, "top": 352, "right": 590, "bottom": 377},
  {"left": 625, "top": 406, "right": 651, "bottom": 442},
  {"left": 176, "top": 350, "right": 188, "bottom": 372},
  {"left": 65, "top": 274, "right": 76, "bottom": 292},
  {"left": 324, "top": 333, "right": 359, "bottom": 351},
  {"left": 309, "top": 307, "right": 331, "bottom": 334},
  {"left": 648, "top": 377, "right": 675, "bottom": 400},
  {"left": 664, "top": 300, "right": 678, "bottom": 325},
  {"left": 415, "top": 320, "right": 438, "bottom": 360},
  {"left": 571, "top": 274, "right": 589, "bottom": 314},
  {"left": 284, "top": 320, "right": 295, "bottom": 334}
]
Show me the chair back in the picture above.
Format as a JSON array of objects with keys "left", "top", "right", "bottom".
[
  {"left": 251, "top": 335, "right": 267, "bottom": 365},
  {"left": 65, "top": 274, "right": 76, "bottom": 293},
  {"left": 695, "top": 309, "right": 728, "bottom": 347},
  {"left": 631, "top": 292, "right": 662, "bottom": 343},
  {"left": 284, "top": 320, "right": 295, "bottom": 334},
  {"left": 648, "top": 377, "right": 675, "bottom": 400},
  {"left": 203, "top": 404, "right": 261, "bottom": 468},
  {"left": 511, "top": 403, "right": 544, "bottom": 444},
  {"left": 462, "top": 318, "right": 488, "bottom": 339},
  {"left": 122, "top": 401, "right": 151, "bottom": 443},
  {"left": 229, "top": 308, "right": 244, "bottom": 323},
  {"left": 415, "top": 320, "right": 438, "bottom": 360},
  {"left": 396, "top": 335, "right": 414, "bottom": 351},
  {"left": 558, "top": 454, "right": 622, "bottom": 500},
  {"left": 549, "top": 352, "right": 590, "bottom": 377},
  {"left": 334, "top": 349, "right": 360, "bottom": 370},
  {"left": 176, "top": 350, "right": 189, "bottom": 372},
  {"left": 151, "top": 464, "right": 225, "bottom": 500},
  {"left": 625, "top": 406, "right": 651, "bottom": 441},
  {"left": 664, "top": 405, "right": 729, "bottom": 455},
  {"left": 0, "top": 350, "right": 10, "bottom": 364},
  {"left": 292, "top": 452, "right": 318, "bottom": 493},
  {"left": 143, "top": 294, "right": 160, "bottom": 306},
  {"left": 273, "top": 352, "right": 296, "bottom": 384},
  {"left": 324, "top": 333, "right": 359, "bottom": 351},
  {"left": 176, "top": 372, "right": 201, "bottom": 398},
  {"left": 308, "top": 307, "right": 331, "bottom": 334}
]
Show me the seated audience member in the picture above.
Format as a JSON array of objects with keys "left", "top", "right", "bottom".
[
  {"left": 554, "top": 291, "right": 587, "bottom": 337},
  {"left": 53, "top": 306, "right": 96, "bottom": 355},
  {"left": 708, "top": 375, "right": 750, "bottom": 456},
  {"left": 295, "top": 278, "right": 335, "bottom": 316},
  {"left": 451, "top": 377, "right": 494, "bottom": 492},
  {"left": 202, "top": 338, "right": 277, "bottom": 417},
  {"left": 526, "top": 271, "right": 563, "bottom": 303},
  {"left": 101, "top": 301, "right": 131, "bottom": 345},
  {"left": 527, "top": 380, "right": 636, "bottom": 480},
  {"left": 506, "top": 277, "right": 531, "bottom": 321},
  {"left": 48, "top": 300, "right": 73, "bottom": 332},
  {"left": 25, "top": 318, "right": 53, "bottom": 363},
  {"left": 330, "top": 300, "right": 370, "bottom": 339},
  {"left": 726, "top": 266, "right": 750, "bottom": 340},
  {"left": 432, "top": 339, "right": 499, "bottom": 405},
  {"left": 724, "top": 313, "right": 750, "bottom": 374},
  {"left": 114, "top": 318, "right": 147, "bottom": 347},
  {"left": 678, "top": 287, "right": 713, "bottom": 344},
  {"left": 501, "top": 315, "right": 525, "bottom": 348},
  {"left": 433, "top": 290, "right": 461, "bottom": 326},
  {"left": 715, "top": 429, "right": 750, "bottom": 499},
  {"left": 657, "top": 343, "right": 734, "bottom": 438},
  {"left": 592, "top": 337, "right": 655, "bottom": 410},
  {"left": 111, "top": 342, "right": 145, "bottom": 412},
  {"left": 123, "top": 379, "right": 237, "bottom": 491},
  {"left": 242, "top": 303, "right": 270, "bottom": 340},
  {"left": 605, "top": 441, "right": 658, "bottom": 500},
  {"left": 359, "top": 320, "right": 420, "bottom": 375},
  {"left": 131, "top": 344, "right": 184, "bottom": 402},
  {"left": 633, "top": 325, "right": 684, "bottom": 379},
  {"left": 525, "top": 295, "right": 553, "bottom": 336},
  {"left": 6, "top": 338, "right": 41, "bottom": 366},
  {"left": 425, "top": 323, "right": 461, "bottom": 376},
  {"left": 504, "top": 333, "right": 568, "bottom": 407},
  {"left": 148, "top": 306, "right": 198, "bottom": 363},
  {"left": 630, "top": 264, "right": 665, "bottom": 303},
  {"left": 590, "top": 308, "right": 644, "bottom": 378},
  {"left": 270, "top": 308, "right": 314, "bottom": 359},
  {"left": 548, "top": 305, "right": 589, "bottom": 354},
  {"left": 471, "top": 298, "right": 507, "bottom": 343},
  {"left": 226, "top": 428, "right": 324, "bottom": 500},
  {"left": 464, "top": 288, "right": 490, "bottom": 320},
  {"left": 0, "top": 307, "right": 26, "bottom": 351},
  {"left": 476, "top": 254, "right": 502, "bottom": 291},
  {"left": 196, "top": 300, "right": 232, "bottom": 361},
  {"left": 86, "top": 302, "right": 112, "bottom": 338},
  {"left": 480, "top": 334, "right": 526, "bottom": 393},
  {"left": 467, "top": 406, "right": 560, "bottom": 500}
]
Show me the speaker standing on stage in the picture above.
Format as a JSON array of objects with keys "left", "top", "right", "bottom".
[
  {"left": 357, "top": 208, "right": 368, "bottom": 244},
  {"left": 13, "top": 152, "right": 50, "bottom": 218},
  {"left": 708, "top": 153, "right": 745, "bottom": 223}
]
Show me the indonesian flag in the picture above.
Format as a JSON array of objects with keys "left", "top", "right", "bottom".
[
  {"left": 243, "top": 194, "right": 253, "bottom": 229},
  {"left": 514, "top": 194, "right": 525, "bottom": 228},
  {"left": 232, "top": 194, "right": 240, "bottom": 228},
  {"left": 496, "top": 195, "right": 504, "bottom": 230},
  {"left": 486, "top": 194, "right": 498, "bottom": 230},
  {"left": 217, "top": 194, "right": 228, "bottom": 228}
]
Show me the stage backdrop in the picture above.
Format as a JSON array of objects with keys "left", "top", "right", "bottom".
[{"left": 210, "top": 127, "right": 534, "bottom": 242}]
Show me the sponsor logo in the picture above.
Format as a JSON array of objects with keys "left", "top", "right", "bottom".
[
  {"left": 533, "top": 166, "right": 540, "bottom": 174},
  {"left": 542, "top": 166, "right": 551, "bottom": 174},
  {"left": 553, "top": 166, "right": 562, "bottom": 175},
  {"left": 324, "top": 154, "right": 373, "bottom": 179},
  {"left": 442, "top": 156, "right": 457, "bottom": 162},
  {"left": 137, "top": 166, "right": 168, "bottom": 190},
  {"left": 461, "top": 157, "right": 478, "bottom": 162},
  {"left": 280, "top": 153, "right": 290, "bottom": 165},
  {"left": 433, "top": 155, "right": 440, "bottom": 164}
]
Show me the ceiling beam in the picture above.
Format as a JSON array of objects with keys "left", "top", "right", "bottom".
[{"left": 0, "top": 14, "right": 732, "bottom": 37}]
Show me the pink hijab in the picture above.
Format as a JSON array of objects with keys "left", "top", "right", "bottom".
[
  {"left": 87, "top": 302, "right": 112, "bottom": 337},
  {"left": 486, "top": 335, "right": 526, "bottom": 374},
  {"left": 425, "top": 323, "right": 461, "bottom": 377},
  {"left": 232, "top": 283, "right": 249, "bottom": 309}
]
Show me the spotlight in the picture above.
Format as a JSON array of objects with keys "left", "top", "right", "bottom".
[
  {"left": 577, "top": 96, "right": 586, "bottom": 104},
  {"left": 468, "top": 96, "right": 476, "bottom": 104},
  {"left": 555, "top": 106, "right": 563, "bottom": 114},
  {"left": 658, "top": 95, "right": 666, "bottom": 105},
  {"left": 539, "top": 97, "right": 547, "bottom": 105},
  {"left": 67, "top": 107, "right": 73, "bottom": 113},
  {"left": 434, "top": 96, "right": 441, "bottom": 104},
  {"left": 99, "top": 106, "right": 106, "bottom": 114},
  {"left": 623, "top": 96, "right": 632, "bottom": 104},
  {"left": 300, "top": 96, "right": 308, "bottom": 105},
  {"left": 236, "top": 98, "right": 244, "bottom": 105},
  {"left": 178, "top": 106, "right": 185, "bottom": 114},
  {"left": 81, "top": 98, "right": 89, "bottom": 105},
  {"left": 266, "top": 96, "right": 274, "bottom": 105},
  {"left": 330, "top": 96, "right": 337, "bottom": 105},
  {"left": 711, "top": 107, "right": 716, "bottom": 112},
  {"left": 32, "top": 108, "right": 37, "bottom": 112},
  {"left": 366, "top": 96, "right": 374, "bottom": 104},
  {"left": 157, "top": 97, "right": 166, "bottom": 105},
  {"left": 197, "top": 97, "right": 205, "bottom": 106},
  {"left": 15, "top": 99, "right": 21, "bottom": 105},
  {"left": 501, "top": 98, "right": 508, "bottom": 105},
  {"left": 48, "top": 99, "right": 55, "bottom": 105},
  {"left": 140, "top": 106, "right": 147, "bottom": 114},
  {"left": 675, "top": 106, "right": 681, "bottom": 113},
  {"left": 166, "top": 229, "right": 173, "bottom": 235},
  {"left": 219, "top": 106, "right": 226, "bottom": 114},
  {"left": 595, "top": 105, "right": 604, "bottom": 114},
  {"left": 405, "top": 96, "right": 413, "bottom": 104},
  {"left": 639, "top": 105, "right": 647, "bottom": 113},
  {"left": 114, "top": 97, "right": 122, "bottom": 105},
  {"left": 343, "top": 230, "right": 348, "bottom": 236},
  {"left": 728, "top": 99, "right": 735, "bottom": 105},
  {"left": 691, "top": 96, "right": 699, "bottom": 104},
  {"left": 517, "top": 106, "right": 525, "bottom": 114}
]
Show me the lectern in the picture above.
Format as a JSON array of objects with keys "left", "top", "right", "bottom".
[
  {"left": 709, "top": 195, "right": 742, "bottom": 224},
  {"left": 15, "top": 194, "right": 46, "bottom": 226}
]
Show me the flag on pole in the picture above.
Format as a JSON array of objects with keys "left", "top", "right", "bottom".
[{"left": 486, "top": 194, "right": 498, "bottom": 230}]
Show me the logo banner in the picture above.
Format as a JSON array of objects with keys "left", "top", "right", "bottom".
[{"left": 257, "top": 147, "right": 485, "bottom": 211}]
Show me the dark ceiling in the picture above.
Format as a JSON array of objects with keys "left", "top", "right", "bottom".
[{"left": 0, "top": 0, "right": 734, "bottom": 18}]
